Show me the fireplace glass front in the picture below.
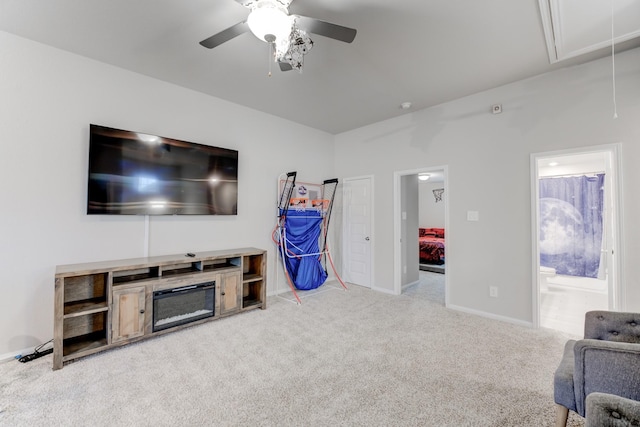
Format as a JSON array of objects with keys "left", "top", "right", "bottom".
[{"left": 153, "top": 281, "right": 215, "bottom": 332}]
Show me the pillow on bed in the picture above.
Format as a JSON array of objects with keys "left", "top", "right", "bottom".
[{"left": 420, "top": 227, "right": 444, "bottom": 238}]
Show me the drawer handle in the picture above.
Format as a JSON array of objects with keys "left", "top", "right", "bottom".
[{"left": 140, "top": 309, "right": 145, "bottom": 314}]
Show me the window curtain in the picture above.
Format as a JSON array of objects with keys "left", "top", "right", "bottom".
[{"left": 539, "top": 174, "right": 604, "bottom": 278}]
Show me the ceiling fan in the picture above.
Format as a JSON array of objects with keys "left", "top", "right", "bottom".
[{"left": 199, "top": 0, "right": 357, "bottom": 72}]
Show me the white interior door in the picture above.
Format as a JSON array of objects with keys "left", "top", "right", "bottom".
[{"left": 343, "top": 176, "right": 373, "bottom": 288}]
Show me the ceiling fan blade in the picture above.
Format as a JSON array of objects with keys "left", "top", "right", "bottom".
[
  {"left": 278, "top": 61, "right": 294, "bottom": 72},
  {"left": 295, "top": 16, "right": 356, "bottom": 43},
  {"left": 199, "top": 21, "right": 249, "bottom": 49}
]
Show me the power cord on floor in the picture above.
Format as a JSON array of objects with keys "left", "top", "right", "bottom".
[{"left": 17, "top": 339, "right": 53, "bottom": 363}]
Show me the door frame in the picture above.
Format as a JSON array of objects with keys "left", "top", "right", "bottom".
[
  {"left": 393, "top": 165, "right": 449, "bottom": 302},
  {"left": 342, "top": 175, "right": 375, "bottom": 289},
  {"left": 530, "top": 143, "right": 624, "bottom": 328}
]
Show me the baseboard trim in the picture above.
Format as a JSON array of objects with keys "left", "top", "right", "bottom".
[
  {"left": 401, "top": 279, "right": 420, "bottom": 292},
  {"left": 372, "top": 285, "right": 397, "bottom": 295},
  {"left": 0, "top": 346, "right": 34, "bottom": 364},
  {"left": 447, "top": 304, "right": 533, "bottom": 328}
]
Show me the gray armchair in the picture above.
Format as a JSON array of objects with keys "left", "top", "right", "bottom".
[
  {"left": 553, "top": 310, "right": 640, "bottom": 427},
  {"left": 586, "top": 392, "right": 640, "bottom": 427}
]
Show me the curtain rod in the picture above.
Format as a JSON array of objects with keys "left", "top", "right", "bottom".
[{"left": 540, "top": 171, "right": 605, "bottom": 178}]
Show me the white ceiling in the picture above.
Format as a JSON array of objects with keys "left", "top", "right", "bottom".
[
  {"left": 540, "top": 0, "right": 640, "bottom": 62},
  {"left": 1, "top": 0, "right": 639, "bottom": 134}
]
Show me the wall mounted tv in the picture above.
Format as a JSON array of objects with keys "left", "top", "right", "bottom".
[{"left": 87, "top": 124, "right": 238, "bottom": 215}]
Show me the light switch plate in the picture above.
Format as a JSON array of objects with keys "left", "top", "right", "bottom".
[{"left": 467, "top": 211, "right": 479, "bottom": 221}]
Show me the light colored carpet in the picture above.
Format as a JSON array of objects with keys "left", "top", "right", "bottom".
[{"left": 0, "top": 272, "right": 585, "bottom": 426}]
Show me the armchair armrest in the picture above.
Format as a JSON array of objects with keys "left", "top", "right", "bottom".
[
  {"left": 586, "top": 392, "right": 640, "bottom": 427},
  {"left": 574, "top": 339, "right": 640, "bottom": 415}
]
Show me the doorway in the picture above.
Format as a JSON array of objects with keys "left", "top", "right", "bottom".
[
  {"left": 342, "top": 176, "right": 374, "bottom": 288},
  {"left": 531, "top": 145, "right": 622, "bottom": 335},
  {"left": 394, "top": 166, "right": 449, "bottom": 303}
]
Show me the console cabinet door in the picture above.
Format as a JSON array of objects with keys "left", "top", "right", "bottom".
[
  {"left": 219, "top": 271, "right": 241, "bottom": 315},
  {"left": 112, "top": 286, "right": 146, "bottom": 343}
]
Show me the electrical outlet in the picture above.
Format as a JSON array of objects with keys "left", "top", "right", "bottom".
[{"left": 489, "top": 286, "right": 498, "bottom": 298}]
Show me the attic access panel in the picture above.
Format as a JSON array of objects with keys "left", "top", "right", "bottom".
[{"left": 538, "top": 0, "right": 640, "bottom": 63}]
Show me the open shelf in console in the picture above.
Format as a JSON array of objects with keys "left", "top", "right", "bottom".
[
  {"left": 242, "top": 254, "right": 265, "bottom": 309},
  {"left": 202, "top": 256, "right": 241, "bottom": 272},
  {"left": 64, "top": 298, "right": 108, "bottom": 317},
  {"left": 62, "top": 311, "right": 108, "bottom": 357},
  {"left": 63, "top": 331, "right": 108, "bottom": 357},
  {"left": 113, "top": 266, "right": 160, "bottom": 285},
  {"left": 63, "top": 273, "right": 108, "bottom": 316},
  {"left": 242, "top": 255, "right": 263, "bottom": 281},
  {"left": 242, "top": 279, "right": 264, "bottom": 309},
  {"left": 161, "top": 262, "right": 203, "bottom": 277}
]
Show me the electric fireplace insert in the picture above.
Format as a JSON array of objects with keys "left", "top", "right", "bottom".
[{"left": 153, "top": 281, "right": 215, "bottom": 332}]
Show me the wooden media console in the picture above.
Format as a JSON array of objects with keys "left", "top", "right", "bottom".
[{"left": 53, "top": 248, "right": 266, "bottom": 370}]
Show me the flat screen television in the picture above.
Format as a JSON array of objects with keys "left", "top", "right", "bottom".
[{"left": 87, "top": 124, "right": 238, "bottom": 215}]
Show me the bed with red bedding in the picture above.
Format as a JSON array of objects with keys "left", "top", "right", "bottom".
[{"left": 419, "top": 228, "right": 445, "bottom": 265}]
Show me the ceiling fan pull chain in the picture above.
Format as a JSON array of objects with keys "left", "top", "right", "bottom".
[
  {"left": 611, "top": 0, "right": 618, "bottom": 119},
  {"left": 268, "top": 42, "right": 272, "bottom": 77}
]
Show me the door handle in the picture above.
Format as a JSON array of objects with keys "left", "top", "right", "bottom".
[{"left": 365, "top": 237, "right": 370, "bottom": 241}]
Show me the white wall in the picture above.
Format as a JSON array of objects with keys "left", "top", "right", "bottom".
[
  {"left": 0, "top": 31, "right": 334, "bottom": 358},
  {"left": 419, "top": 181, "right": 445, "bottom": 229},
  {"left": 334, "top": 47, "right": 640, "bottom": 324}
]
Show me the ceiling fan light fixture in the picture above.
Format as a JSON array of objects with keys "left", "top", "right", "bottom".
[
  {"left": 247, "top": 1, "right": 293, "bottom": 43},
  {"left": 276, "top": 25, "right": 313, "bottom": 71}
]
